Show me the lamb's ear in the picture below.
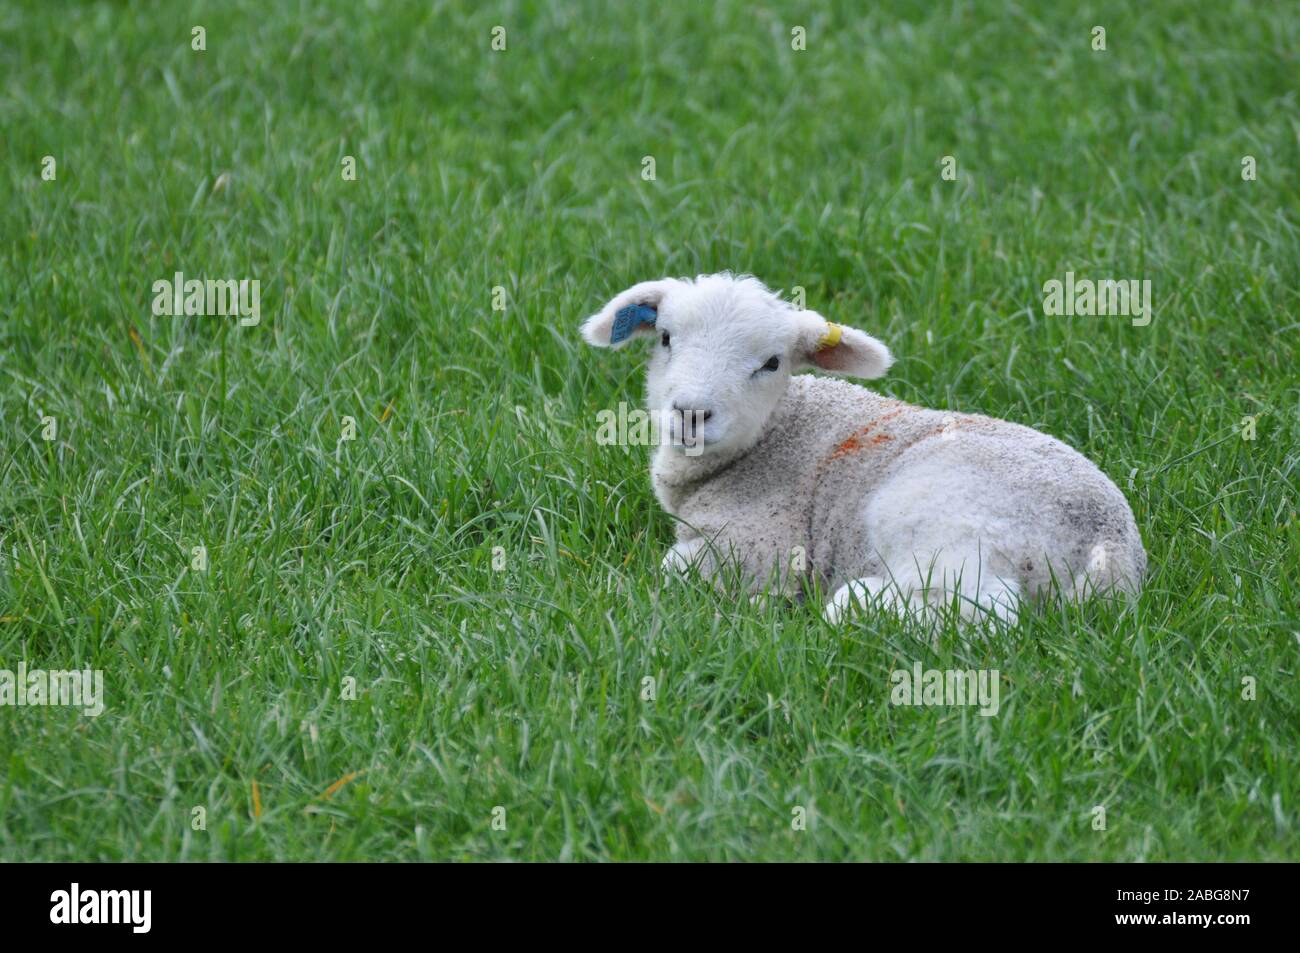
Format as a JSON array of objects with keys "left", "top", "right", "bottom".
[
  {"left": 580, "top": 279, "right": 676, "bottom": 349},
  {"left": 796, "top": 310, "right": 893, "bottom": 378}
]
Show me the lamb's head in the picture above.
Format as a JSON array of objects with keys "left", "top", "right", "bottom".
[{"left": 581, "top": 273, "right": 893, "bottom": 458}]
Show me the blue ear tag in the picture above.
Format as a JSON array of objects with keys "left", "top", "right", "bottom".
[{"left": 610, "top": 304, "right": 657, "bottom": 344}]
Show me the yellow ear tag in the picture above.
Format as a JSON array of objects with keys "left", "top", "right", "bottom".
[{"left": 817, "top": 322, "right": 843, "bottom": 350}]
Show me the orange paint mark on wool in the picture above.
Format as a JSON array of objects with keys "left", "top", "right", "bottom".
[{"left": 828, "top": 409, "right": 906, "bottom": 460}]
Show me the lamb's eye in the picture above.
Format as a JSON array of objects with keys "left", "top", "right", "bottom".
[
  {"left": 661, "top": 332, "right": 670, "bottom": 348},
  {"left": 761, "top": 355, "right": 780, "bottom": 372}
]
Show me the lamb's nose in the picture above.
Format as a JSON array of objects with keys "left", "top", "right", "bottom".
[{"left": 672, "top": 401, "right": 713, "bottom": 423}]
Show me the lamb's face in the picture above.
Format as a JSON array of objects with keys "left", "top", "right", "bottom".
[
  {"left": 581, "top": 273, "right": 894, "bottom": 459},
  {"left": 643, "top": 277, "right": 801, "bottom": 456}
]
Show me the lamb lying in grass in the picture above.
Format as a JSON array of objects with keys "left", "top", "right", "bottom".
[{"left": 581, "top": 273, "right": 1146, "bottom": 626}]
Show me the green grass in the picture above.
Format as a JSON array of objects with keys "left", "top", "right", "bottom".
[{"left": 1, "top": 0, "right": 1297, "bottom": 861}]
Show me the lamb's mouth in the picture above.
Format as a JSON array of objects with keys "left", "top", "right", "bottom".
[
  {"left": 666, "top": 431, "right": 713, "bottom": 454},
  {"left": 662, "top": 411, "right": 720, "bottom": 453}
]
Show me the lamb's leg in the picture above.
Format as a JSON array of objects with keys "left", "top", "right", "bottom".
[
  {"left": 824, "top": 576, "right": 905, "bottom": 623},
  {"left": 824, "top": 555, "right": 1021, "bottom": 628},
  {"left": 960, "top": 577, "right": 1021, "bottom": 626},
  {"left": 661, "top": 536, "right": 710, "bottom": 579}
]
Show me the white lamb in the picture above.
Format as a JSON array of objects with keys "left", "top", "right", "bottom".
[{"left": 581, "top": 273, "right": 1146, "bottom": 626}]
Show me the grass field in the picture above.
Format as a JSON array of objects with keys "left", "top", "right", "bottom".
[{"left": 1, "top": 0, "right": 1297, "bottom": 861}]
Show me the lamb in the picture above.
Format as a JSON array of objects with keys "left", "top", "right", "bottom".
[{"left": 580, "top": 273, "right": 1146, "bottom": 626}]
